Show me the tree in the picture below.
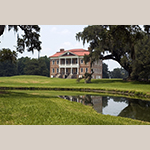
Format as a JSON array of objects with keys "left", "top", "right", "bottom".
[
  {"left": 131, "top": 35, "right": 150, "bottom": 81},
  {"left": 39, "top": 56, "right": 50, "bottom": 77},
  {"left": 23, "top": 58, "right": 49, "bottom": 76},
  {"left": 0, "top": 60, "right": 18, "bottom": 77},
  {"left": 0, "top": 48, "right": 18, "bottom": 76},
  {"left": 76, "top": 25, "right": 150, "bottom": 79},
  {"left": 102, "top": 63, "right": 109, "bottom": 78},
  {"left": 0, "top": 25, "right": 41, "bottom": 56},
  {"left": 110, "top": 68, "right": 128, "bottom": 78},
  {"left": 0, "top": 48, "right": 17, "bottom": 63},
  {"left": 17, "top": 57, "right": 31, "bottom": 75}
]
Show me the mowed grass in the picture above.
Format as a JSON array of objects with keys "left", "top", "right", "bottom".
[
  {"left": 0, "top": 90, "right": 149, "bottom": 125},
  {"left": 0, "top": 75, "right": 150, "bottom": 96}
]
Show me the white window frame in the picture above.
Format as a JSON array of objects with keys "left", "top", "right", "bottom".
[{"left": 81, "top": 59, "right": 83, "bottom": 64}]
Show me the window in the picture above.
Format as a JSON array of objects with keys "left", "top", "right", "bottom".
[
  {"left": 57, "top": 68, "right": 59, "bottom": 73},
  {"left": 52, "top": 60, "right": 55, "bottom": 65},
  {"left": 57, "top": 60, "right": 59, "bottom": 65},
  {"left": 52, "top": 68, "right": 55, "bottom": 73},
  {"left": 81, "top": 68, "right": 83, "bottom": 73},
  {"left": 66, "top": 68, "right": 69, "bottom": 73},
  {"left": 81, "top": 59, "right": 83, "bottom": 64},
  {"left": 86, "top": 68, "right": 88, "bottom": 73}
]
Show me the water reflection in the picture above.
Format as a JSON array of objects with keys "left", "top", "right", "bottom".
[
  {"left": 59, "top": 95, "right": 150, "bottom": 122},
  {"left": 118, "top": 98, "right": 150, "bottom": 122}
]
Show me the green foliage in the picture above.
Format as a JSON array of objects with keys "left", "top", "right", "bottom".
[
  {"left": 19, "top": 56, "right": 49, "bottom": 77},
  {"left": 110, "top": 68, "right": 128, "bottom": 79},
  {"left": 131, "top": 35, "right": 150, "bottom": 81},
  {"left": 0, "top": 25, "right": 5, "bottom": 36},
  {"left": 0, "top": 60, "right": 18, "bottom": 76},
  {"left": 0, "top": 49, "right": 18, "bottom": 76},
  {"left": 76, "top": 25, "right": 149, "bottom": 79},
  {"left": 102, "top": 63, "right": 109, "bottom": 78},
  {"left": 0, "top": 25, "right": 41, "bottom": 54},
  {"left": 0, "top": 54, "right": 50, "bottom": 77},
  {"left": 17, "top": 57, "right": 30, "bottom": 75},
  {"left": 0, "top": 48, "right": 17, "bottom": 63},
  {"left": 24, "top": 58, "right": 48, "bottom": 76}
]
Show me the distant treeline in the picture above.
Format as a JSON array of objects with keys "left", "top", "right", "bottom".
[
  {"left": 102, "top": 63, "right": 128, "bottom": 79},
  {"left": 0, "top": 56, "right": 50, "bottom": 77},
  {"left": 0, "top": 56, "right": 128, "bottom": 79}
]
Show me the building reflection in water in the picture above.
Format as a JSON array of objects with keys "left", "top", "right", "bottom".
[
  {"left": 58, "top": 95, "right": 103, "bottom": 113},
  {"left": 59, "top": 95, "right": 150, "bottom": 122}
]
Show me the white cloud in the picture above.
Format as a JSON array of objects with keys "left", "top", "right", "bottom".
[{"left": 60, "top": 29, "right": 71, "bottom": 35}]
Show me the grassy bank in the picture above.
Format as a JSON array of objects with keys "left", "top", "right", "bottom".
[
  {"left": 0, "top": 75, "right": 150, "bottom": 99},
  {"left": 0, "top": 90, "right": 149, "bottom": 125}
]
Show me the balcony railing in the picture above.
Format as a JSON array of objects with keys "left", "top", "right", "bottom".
[{"left": 59, "top": 63, "right": 79, "bottom": 68}]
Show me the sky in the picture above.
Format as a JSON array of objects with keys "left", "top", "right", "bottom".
[{"left": 0, "top": 25, "right": 121, "bottom": 71}]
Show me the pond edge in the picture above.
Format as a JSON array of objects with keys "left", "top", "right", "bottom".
[{"left": 0, "top": 86, "right": 150, "bottom": 100}]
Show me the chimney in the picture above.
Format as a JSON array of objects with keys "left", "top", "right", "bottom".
[{"left": 60, "top": 48, "right": 64, "bottom": 52}]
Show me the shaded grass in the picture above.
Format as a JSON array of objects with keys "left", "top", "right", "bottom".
[{"left": 0, "top": 90, "right": 149, "bottom": 125}]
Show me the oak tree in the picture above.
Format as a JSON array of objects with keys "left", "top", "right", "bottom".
[
  {"left": 76, "top": 25, "right": 150, "bottom": 79},
  {"left": 0, "top": 25, "right": 41, "bottom": 61}
]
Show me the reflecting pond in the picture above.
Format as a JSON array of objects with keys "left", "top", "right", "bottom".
[{"left": 59, "top": 95, "right": 150, "bottom": 122}]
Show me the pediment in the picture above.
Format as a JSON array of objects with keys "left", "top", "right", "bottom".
[{"left": 60, "top": 51, "right": 76, "bottom": 57}]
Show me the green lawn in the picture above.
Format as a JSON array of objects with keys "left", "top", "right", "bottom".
[
  {"left": 0, "top": 75, "right": 150, "bottom": 98},
  {"left": 1, "top": 75, "right": 150, "bottom": 125},
  {"left": 0, "top": 90, "right": 149, "bottom": 125}
]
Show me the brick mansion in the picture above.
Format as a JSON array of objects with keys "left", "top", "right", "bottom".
[{"left": 49, "top": 48, "right": 102, "bottom": 79}]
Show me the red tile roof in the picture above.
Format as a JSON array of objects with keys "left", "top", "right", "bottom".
[{"left": 50, "top": 49, "right": 90, "bottom": 58}]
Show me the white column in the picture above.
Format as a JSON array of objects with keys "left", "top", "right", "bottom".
[
  {"left": 65, "top": 58, "right": 66, "bottom": 75},
  {"left": 77, "top": 57, "right": 79, "bottom": 75},
  {"left": 59, "top": 58, "right": 60, "bottom": 73},
  {"left": 71, "top": 68, "right": 72, "bottom": 75}
]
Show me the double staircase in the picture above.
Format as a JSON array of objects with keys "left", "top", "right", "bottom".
[
  {"left": 67, "top": 73, "right": 77, "bottom": 79},
  {"left": 67, "top": 74, "right": 73, "bottom": 79},
  {"left": 55, "top": 73, "right": 77, "bottom": 79},
  {"left": 55, "top": 73, "right": 62, "bottom": 78}
]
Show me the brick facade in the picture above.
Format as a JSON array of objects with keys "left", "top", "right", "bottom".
[
  {"left": 50, "top": 59, "right": 59, "bottom": 77},
  {"left": 49, "top": 49, "right": 102, "bottom": 79},
  {"left": 92, "top": 60, "right": 103, "bottom": 79},
  {"left": 78, "top": 58, "right": 91, "bottom": 77}
]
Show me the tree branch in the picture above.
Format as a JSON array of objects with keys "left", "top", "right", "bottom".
[
  {"left": 100, "top": 54, "right": 117, "bottom": 61},
  {"left": 0, "top": 25, "right": 5, "bottom": 36}
]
